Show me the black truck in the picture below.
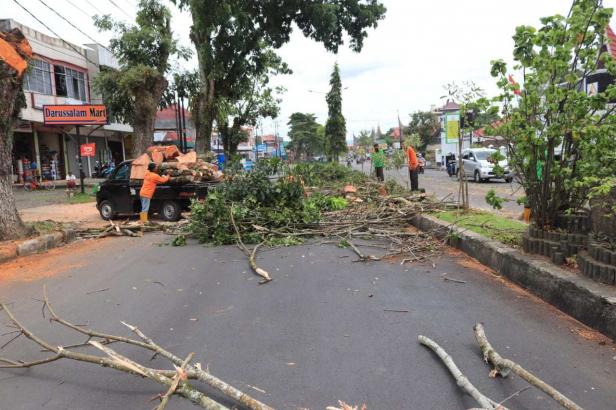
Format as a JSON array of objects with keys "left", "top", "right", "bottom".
[{"left": 96, "top": 160, "right": 216, "bottom": 221}]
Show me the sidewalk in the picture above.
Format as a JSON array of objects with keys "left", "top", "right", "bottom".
[{"left": 13, "top": 178, "right": 106, "bottom": 188}]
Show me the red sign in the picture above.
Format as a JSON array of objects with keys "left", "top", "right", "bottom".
[
  {"left": 43, "top": 104, "right": 108, "bottom": 125},
  {"left": 80, "top": 143, "right": 96, "bottom": 157}
]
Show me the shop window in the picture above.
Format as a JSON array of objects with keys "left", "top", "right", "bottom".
[
  {"left": 53, "top": 65, "right": 87, "bottom": 101},
  {"left": 54, "top": 65, "right": 67, "bottom": 97},
  {"left": 24, "top": 59, "right": 52, "bottom": 95}
]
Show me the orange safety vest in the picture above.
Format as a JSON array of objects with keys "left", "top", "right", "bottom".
[{"left": 139, "top": 171, "right": 170, "bottom": 199}]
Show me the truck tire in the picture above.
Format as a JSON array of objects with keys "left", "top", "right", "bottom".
[
  {"left": 99, "top": 200, "right": 116, "bottom": 220},
  {"left": 161, "top": 200, "right": 181, "bottom": 222}
]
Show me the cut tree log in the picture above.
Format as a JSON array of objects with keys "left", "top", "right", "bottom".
[
  {"left": 473, "top": 323, "right": 583, "bottom": 410},
  {"left": 418, "top": 335, "right": 505, "bottom": 410}
]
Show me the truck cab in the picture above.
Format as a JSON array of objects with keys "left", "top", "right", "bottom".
[{"left": 96, "top": 160, "right": 212, "bottom": 221}]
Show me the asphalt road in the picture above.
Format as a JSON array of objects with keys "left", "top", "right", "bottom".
[
  {"left": 355, "top": 164, "right": 524, "bottom": 218},
  {"left": 0, "top": 236, "right": 615, "bottom": 410}
]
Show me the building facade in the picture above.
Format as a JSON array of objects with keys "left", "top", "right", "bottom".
[{"left": 2, "top": 19, "right": 132, "bottom": 182}]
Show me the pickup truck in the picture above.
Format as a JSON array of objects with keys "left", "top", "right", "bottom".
[{"left": 96, "top": 160, "right": 217, "bottom": 221}]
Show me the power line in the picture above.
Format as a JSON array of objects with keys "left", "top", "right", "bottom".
[
  {"left": 36, "top": 0, "right": 111, "bottom": 53},
  {"left": 11, "top": 0, "right": 101, "bottom": 68},
  {"left": 63, "top": 0, "right": 96, "bottom": 20},
  {"left": 83, "top": 0, "right": 103, "bottom": 15},
  {"left": 105, "top": 0, "right": 133, "bottom": 20}
]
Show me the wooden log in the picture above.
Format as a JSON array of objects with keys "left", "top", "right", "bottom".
[
  {"left": 473, "top": 323, "right": 583, "bottom": 410},
  {"left": 418, "top": 335, "right": 503, "bottom": 410}
]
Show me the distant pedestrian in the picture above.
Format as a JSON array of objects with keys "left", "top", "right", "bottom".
[
  {"left": 139, "top": 163, "right": 170, "bottom": 223},
  {"left": 66, "top": 171, "right": 77, "bottom": 190},
  {"left": 407, "top": 143, "right": 419, "bottom": 191},
  {"left": 372, "top": 144, "right": 385, "bottom": 182},
  {"left": 30, "top": 159, "right": 39, "bottom": 180}
]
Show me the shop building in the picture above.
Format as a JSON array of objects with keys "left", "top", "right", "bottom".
[{"left": 1, "top": 19, "right": 132, "bottom": 182}]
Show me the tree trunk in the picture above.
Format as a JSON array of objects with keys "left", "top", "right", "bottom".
[
  {"left": 131, "top": 77, "right": 167, "bottom": 158},
  {"left": 0, "top": 64, "right": 29, "bottom": 240}
]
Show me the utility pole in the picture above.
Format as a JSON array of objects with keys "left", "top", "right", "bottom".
[
  {"left": 174, "top": 91, "right": 182, "bottom": 152},
  {"left": 76, "top": 126, "right": 84, "bottom": 194},
  {"left": 180, "top": 94, "right": 187, "bottom": 153}
]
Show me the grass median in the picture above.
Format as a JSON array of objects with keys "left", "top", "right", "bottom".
[{"left": 432, "top": 209, "right": 527, "bottom": 248}]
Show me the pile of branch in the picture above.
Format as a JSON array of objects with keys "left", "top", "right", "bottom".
[
  {"left": 77, "top": 219, "right": 188, "bottom": 239},
  {"left": 0, "top": 289, "right": 273, "bottom": 410},
  {"left": 419, "top": 323, "right": 584, "bottom": 410},
  {"left": 213, "top": 181, "right": 451, "bottom": 284},
  {"left": 262, "top": 189, "right": 445, "bottom": 262}
]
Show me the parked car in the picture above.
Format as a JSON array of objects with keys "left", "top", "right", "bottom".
[
  {"left": 96, "top": 160, "right": 218, "bottom": 221},
  {"left": 460, "top": 148, "right": 513, "bottom": 183}
]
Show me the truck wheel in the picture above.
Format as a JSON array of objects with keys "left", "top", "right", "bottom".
[
  {"left": 505, "top": 177, "right": 513, "bottom": 183},
  {"left": 99, "top": 200, "right": 116, "bottom": 220},
  {"left": 161, "top": 200, "right": 181, "bottom": 222}
]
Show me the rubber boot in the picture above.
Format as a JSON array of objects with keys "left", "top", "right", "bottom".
[{"left": 139, "top": 212, "right": 148, "bottom": 224}]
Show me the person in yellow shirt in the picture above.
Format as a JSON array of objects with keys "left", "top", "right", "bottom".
[{"left": 139, "top": 163, "right": 170, "bottom": 223}]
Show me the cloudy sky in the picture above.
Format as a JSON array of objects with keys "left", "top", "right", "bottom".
[{"left": 7, "top": 0, "right": 616, "bottom": 139}]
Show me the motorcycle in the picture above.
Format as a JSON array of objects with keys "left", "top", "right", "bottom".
[{"left": 418, "top": 157, "right": 426, "bottom": 174}]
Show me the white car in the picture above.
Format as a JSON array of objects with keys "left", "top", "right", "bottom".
[{"left": 461, "top": 148, "right": 513, "bottom": 183}]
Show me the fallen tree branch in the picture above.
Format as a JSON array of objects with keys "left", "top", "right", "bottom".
[
  {"left": 343, "top": 236, "right": 381, "bottom": 262},
  {"left": 121, "top": 321, "right": 275, "bottom": 410},
  {"left": 40, "top": 288, "right": 273, "bottom": 410},
  {"left": 473, "top": 323, "right": 583, "bottom": 410},
  {"left": 0, "top": 292, "right": 275, "bottom": 410},
  {"left": 418, "top": 335, "right": 505, "bottom": 410},
  {"left": 230, "top": 207, "right": 272, "bottom": 284},
  {"left": 155, "top": 352, "right": 194, "bottom": 410}
]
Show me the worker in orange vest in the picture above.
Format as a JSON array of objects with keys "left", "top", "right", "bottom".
[
  {"left": 407, "top": 143, "right": 419, "bottom": 191},
  {"left": 139, "top": 163, "right": 170, "bottom": 223}
]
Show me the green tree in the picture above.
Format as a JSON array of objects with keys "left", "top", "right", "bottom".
[
  {"left": 287, "top": 113, "right": 324, "bottom": 160},
  {"left": 356, "top": 130, "right": 372, "bottom": 149},
  {"left": 174, "top": 0, "right": 386, "bottom": 153},
  {"left": 490, "top": 0, "right": 616, "bottom": 228},
  {"left": 325, "top": 63, "right": 347, "bottom": 161},
  {"left": 217, "top": 52, "right": 287, "bottom": 155},
  {"left": 408, "top": 111, "right": 440, "bottom": 149},
  {"left": 94, "top": 0, "right": 184, "bottom": 157},
  {"left": 0, "top": 28, "right": 30, "bottom": 240}
]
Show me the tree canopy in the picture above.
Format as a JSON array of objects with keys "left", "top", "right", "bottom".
[
  {"left": 288, "top": 113, "right": 325, "bottom": 160},
  {"left": 174, "top": 0, "right": 386, "bottom": 153},
  {"left": 490, "top": 0, "right": 616, "bottom": 227},
  {"left": 408, "top": 111, "right": 440, "bottom": 148},
  {"left": 93, "top": 0, "right": 184, "bottom": 157}
]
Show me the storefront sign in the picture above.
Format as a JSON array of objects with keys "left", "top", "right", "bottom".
[
  {"left": 80, "top": 143, "right": 96, "bottom": 157},
  {"left": 43, "top": 104, "right": 108, "bottom": 125}
]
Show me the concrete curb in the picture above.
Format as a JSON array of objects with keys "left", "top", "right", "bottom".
[
  {"left": 0, "top": 229, "right": 78, "bottom": 262},
  {"left": 412, "top": 214, "right": 616, "bottom": 340}
]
